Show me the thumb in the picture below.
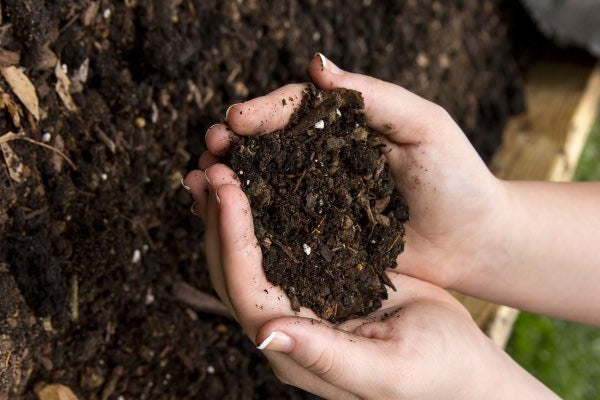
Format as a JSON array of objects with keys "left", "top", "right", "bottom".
[
  {"left": 308, "top": 52, "right": 449, "bottom": 144},
  {"left": 256, "top": 316, "right": 386, "bottom": 397}
]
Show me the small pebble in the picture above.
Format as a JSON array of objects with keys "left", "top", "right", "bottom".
[
  {"left": 103, "top": 8, "right": 111, "bottom": 18},
  {"left": 132, "top": 249, "right": 141, "bottom": 263},
  {"left": 302, "top": 243, "right": 311, "bottom": 256},
  {"left": 246, "top": 179, "right": 250, "bottom": 185},
  {"left": 42, "top": 132, "right": 52, "bottom": 142},
  {"left": 207, "top": 365, "right": 216, "bottom": 374},
  {"left": 314, "top": 120, "right": 325, "bottom": 129},
  {"left": 100, "top": 173, "right": 108, "bottom": 181},
  {"left": 336, "top": 109, "right": 341, "bottom": 117},
  {"left": 239, "top": 170, "right": 244, "bottom": 175}
]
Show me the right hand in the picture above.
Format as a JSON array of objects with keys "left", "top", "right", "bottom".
[{"left": 199, "top": 53, "right": 510, "bottom": 292}]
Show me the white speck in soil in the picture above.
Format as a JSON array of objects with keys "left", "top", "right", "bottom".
[
  {"left": 145, "top": 288, "right": 154, "bottom": 305},
  {"left": 42, "top": 132, "right": 51, "bottom": 142},
  {"left": 207, "top": 365, "right": 216, "bottom": 374},
  {"left": 314, "top": 119, "right": 325, "bottom": 129},
  {"left": 132, "top": 249, "right": 141, "bottom": 264},
  {"left": 336, "top": 109, "right": 342, "bottom": 117},
  {"left": 303, "top": 243, "right": 312, "bottom": 256},
  {"left": 246, "top": 179, "right": 250, "bottom": 185},
  {"left": 100, "top": 173, "right": 108, "bottom": 181},
  {"left": 151, "top": 102, "right": 159, "bottom": 123},
  {"left": 103, "top": 8, "right": 111, "bottom": 18},
  {"left": 239, "top": 170, "right": 244, "bottom": 175}
]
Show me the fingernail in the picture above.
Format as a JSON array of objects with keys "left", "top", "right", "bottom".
[
  {"left": 204, "top": 170, "right": 213, "bottom": 185},
  {"left": 205, "top": 123, "right": 220, "bottom": 140},
  {"left": 190, "top": 201, "right": 202, "bottom": 217},
  {"left": 215, "top": 191, "right": 221, "bottom": 205},
  {"left": 256, "top": 331, "right": 294, "bottom": 353},
  {"left": 181, "top": 178, "right": 191, "bottom": 192},
  {"left": 225, "top": 103, "right": 242, "bottom": 121},
  {"left": 315, "top": 52, "right": 342, "bottom": 74}
]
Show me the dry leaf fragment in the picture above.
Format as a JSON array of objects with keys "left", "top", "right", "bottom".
[
  {"left": 55, "top": 62, "right": 77, "bottom": 112},
  {"left": 0, "top": 48, "right": 20, "bottom": 67},
  {"left": 82, "top": 2, "right": 100, "bottom": 26},
  {"left": 0, "top": 88, "right": 23, "bottom": 127},
  {"left": 35, "top": 383, "right": 78, "bottom": 400},
  {"left": 0, "top": 66, "right": 40, "bottom": 120},
  {"left": 1, "top": 141, "right": 24, "bottom": 183}
]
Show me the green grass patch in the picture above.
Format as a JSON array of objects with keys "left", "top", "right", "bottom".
[{"left": 506, "top": 114, "right": 600, "bottom": 399}]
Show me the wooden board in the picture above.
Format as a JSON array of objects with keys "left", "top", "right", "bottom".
[{"left": 455, "top": 59, "right": 600, "bottom": 347}]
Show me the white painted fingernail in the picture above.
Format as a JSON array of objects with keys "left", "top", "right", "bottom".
[
  {"left": 190, "top": 202, "right": 202, "bottom": 217},
  {"left": 256, "top": 331, "right": 294, "bottom": 352},
  {"left": 225, "top": 103, "right": 242, "bottom": 121},
  {"left": 257, "top": 331, "right": 277, "bottom": 350},
  {"left": 204, "top": 170, "right": 213, "bottom": 185},
  {"left": 205, "top": 123, "right": 220, "bottom": 139},
  {"left": 316, "top": 52, "right": 328, "bottom": 69},
  {"left": 181, "top": 178, "right": 191, "bottom": 191}
]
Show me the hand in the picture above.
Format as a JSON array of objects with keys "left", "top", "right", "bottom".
[
  {"left": 182, "top": 54, "right": 556, "bottom": 398},
  {"left": 183, "top": 167, "right": 555, "bottom": 400},
  {"left": 195, "top": 53, "right": 510, "bottom": 293}
]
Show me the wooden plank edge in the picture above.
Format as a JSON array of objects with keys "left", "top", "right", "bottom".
[
  {"left": 547, "top": 62, "right": 600, "bottom": 181},
  {"left": 486, "top": 60, "right": 600, "bottom": 348}
]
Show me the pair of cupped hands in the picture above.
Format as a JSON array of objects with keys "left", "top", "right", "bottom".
[{"left": 184, "top": 54, "right": 552, "bottom": 399}]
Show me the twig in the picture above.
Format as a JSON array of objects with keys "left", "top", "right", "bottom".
[
  {"left": 172, "top": 281, "right": 231, "bottom": 318},
  {"left": 0, "top": 131, "right": 77, "bottom": 170}
]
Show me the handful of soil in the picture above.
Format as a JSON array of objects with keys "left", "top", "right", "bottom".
[{"left": 230, "top": 85, "right": 409, "bottom": 322}]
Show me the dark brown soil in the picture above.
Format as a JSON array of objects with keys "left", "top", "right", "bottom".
[
  {"left": 0, "top": 1, "right": 537, "bottom": 398},
  {"left": 230, "top": 86, "right": 408, "bottom": 322}
]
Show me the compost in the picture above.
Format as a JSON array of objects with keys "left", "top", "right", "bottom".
[
  {"left": 231, "top": 85, "right": 408, "bottom": 322},
  {"left": 0, "top": 1, "right": 531, "bottom": 398}
]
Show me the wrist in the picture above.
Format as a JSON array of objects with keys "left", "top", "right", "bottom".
[{"left": 451, "top": 177, "right": 517, "bottom": 294}]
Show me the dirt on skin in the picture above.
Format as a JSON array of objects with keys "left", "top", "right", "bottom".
[
  {"left": 0, "top": 0, "right": 538, "bottom": 398},
  {"left": 230, "top": 86, "right": 408, "bottom": 322}
]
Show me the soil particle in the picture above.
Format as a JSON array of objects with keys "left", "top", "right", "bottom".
[{"left": 230, "top": 86, "right": 408, "bottom": 322}]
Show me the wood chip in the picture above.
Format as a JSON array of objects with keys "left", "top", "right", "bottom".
[
  {"left": 0, "top": 66, "right": 39, "bottom": 120},
  {"left": 55, "top": 62, "right": 78, "bottom": 112},
  {"left": 1, "top": 141, "right": 24, "bottom": 183},
  {"left": 35, "top": 383, "right": 78, "bottom": 400}
]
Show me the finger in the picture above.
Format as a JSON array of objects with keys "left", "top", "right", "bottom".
[
  {"left": 256, "top": 316, "right": 386, "bottom": 398},
  {"left": 265, "top": 353, "right": 358, "bottom": 400},
  {"left": 226, "top": 83, "right": 306, "bottom": 136},
  {"left": 198, "top": 151, "right": 220, "bottom": 170},
  {"left": 205, "top": 124, "right": 238, "bottom": 157},
  {"left": 202, "top": 168, "right": 240, "bottom": 320},
  {"left": 183, "top": 170, "right": 209, "bottom": 219},
  {"left": 308, "top": 53, "right": 449, "bottom": 143},
  {"left": 204, "top": 163, "right": 241, "bottom": 188},
  {"left": 216, "top": 184, "right": 321, "bottom": 338}
]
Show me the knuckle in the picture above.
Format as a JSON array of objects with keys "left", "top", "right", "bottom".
[{"left": 305, "top": 348, "right": 339, "bottom": 381}]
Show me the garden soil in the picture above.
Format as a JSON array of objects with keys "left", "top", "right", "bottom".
[{"left": 0, "top": 1, "right": 536, "bottom": 398}]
